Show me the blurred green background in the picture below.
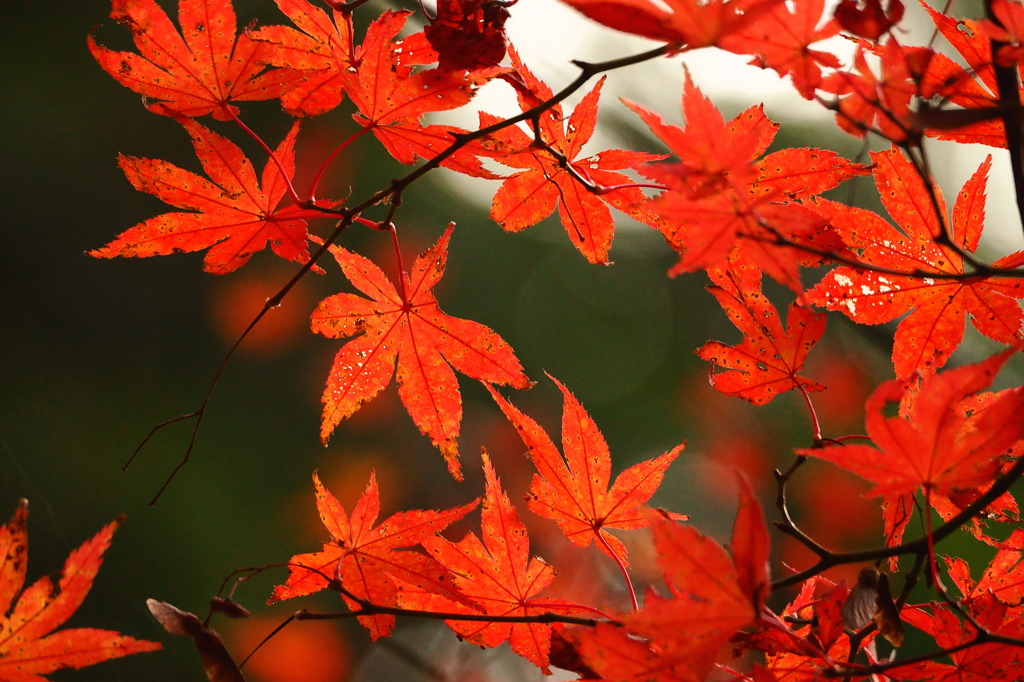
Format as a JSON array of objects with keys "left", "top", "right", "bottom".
[{"left": 4, "top": 0, "right": 1011, "bottom": 680}]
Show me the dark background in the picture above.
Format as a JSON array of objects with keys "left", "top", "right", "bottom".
[{"left": 1, "top": 1, "right": 994, "bottom": 680}]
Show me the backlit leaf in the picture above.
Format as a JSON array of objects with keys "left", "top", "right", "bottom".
[
  {"left": 312, "top": 224, "right": 531, "bottom": 479},
  {"left": 0, "top": 501, "right": 160, "bottom": 680},
  {"left": 89, "top": 0, "right": 302, "bottom": 120},
  {"left": 486, "top": 375, "right": 684, "bottom": 565},
  {"left": 269, "top": 471, "right": 477, "bottom": 640}
]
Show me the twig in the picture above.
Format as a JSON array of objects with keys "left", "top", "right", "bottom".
[{"left": 772, "top": 456, "right": 1024, "bottom": 591}]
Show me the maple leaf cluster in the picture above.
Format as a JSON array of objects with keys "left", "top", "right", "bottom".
[{"left": 80, "top": 0, "right": 1024, "bottom": 679}]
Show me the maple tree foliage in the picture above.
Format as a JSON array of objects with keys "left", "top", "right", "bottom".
[
  {"left": 626, "top": 71, "right": 868, "bottom": 291},
  {"left": 397, "top": 452, "right": 590, "bottom": 673},
  {"left": 807, "top": 148, "right": 1024, "bottom": 379},
  {"left": 74, "top": 0, "right": 1024, "bottom": 678},
  {"left": 0, "top": 500, "right": 159, "bottom": 680}
]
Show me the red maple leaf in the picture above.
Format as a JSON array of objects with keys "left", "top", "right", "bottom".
[
  {"left": 575, "top": 476, "right": 769, "bottom": 681},
  {"left": 0, "top": 500, "right": 160, "bottom": 679},
  {"left": 833, "top": 0, "right": 904, "bottom": 41},
  {"left": 626, "top": 476, "right": 768, "bottom": 648},
  {"left": 252, "top": 1, "right": 500, "bottom": 176},
  {"left": 342, "top": 11, "right": 500, "bottom": 178},
  {"left": 930, "top": 393, "right": 1023, "bottom": 547},
  {"left": 980, "top": 0, "right": 1024, "bottom": 66},
  {"left": 696, "top": 258, "right": 827, "bottom": 404},
  {"left": 820, "top": 39, "right": 936, "bottom": 142},
  {"left": 807, "top": 148, "right": 1024, "bottom": 378},
  {"left": 312, "top": 224, "right": 531, "bottom": 479},
  {"left": 269, "top": 471, "right": 477, "bottom": 640},
  {"left": 424, "top": 0, "right": 515, "bottom": 71},
  {"left": 913, "top": 5, "right": 1008, "bottom": 148},
  {"left": 399, "top": 453, "right": 587, "bottom": 673},
  {"left": 629, "top": 72, "right": 865, "bottom": 290},
  {"left": 572, "top": 622, "right": 704, "bottom": 682},
  {"left": 486, "top": 375, "right": 685, "bottom": 565},
  {"left": 486, "top": 52, "right": 665, "bottom": 264},
  {"left": 721, "top": 0, "right": 842, "bottom": 99},
  {"left": 881, "top": 388, "right": 1024, "bottom": 565},
  {"left": 759, "top": 580, "right": 869, "bottom": 679},
  {"left": 88, "top": 0, "right": 302, "bottom": 120},
  {"left": 947, "top": 529, "right": 1024, "bottom": 610},
  {"left": 557, "top": 0, "right": 783, "bottom": 49},
  {"left": 247, "top": 0, "right": 356, "bottom": 117},
  {"left": 88, "top": 117, "right": 336, "bottom": 274},
  {"left": 800, "top": 351, "right": 1024, "bottom": 503}
]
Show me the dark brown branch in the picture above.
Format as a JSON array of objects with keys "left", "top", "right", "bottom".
[
  {"left": 772, "top": 455, "right": 1024, "bottom": 591},
  {"left": 833, "top": 626, "right": 1024, "bottom": 677},
  {"left": 293, "top": 606, "right": 608, "bottom": 627},
  {"left": 773, "top": 456, "right": 829, "bottom": 556},
  {"left": 985, "top": 0, "right": 1024, "bottom": 235}
]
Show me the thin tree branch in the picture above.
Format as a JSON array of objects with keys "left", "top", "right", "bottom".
[
  {"left": 772, "top": 455, "right": 1024, "bottom": 591},
  {"left": 985, "top": 0, "right": 1024, "bottom": 236}
]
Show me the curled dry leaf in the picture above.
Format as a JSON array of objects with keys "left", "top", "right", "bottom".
[{"left": 147, "top": 599, "right": 245, "bottom": 682}]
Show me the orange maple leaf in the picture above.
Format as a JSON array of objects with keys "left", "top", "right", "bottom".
[
  {"left": 807, "top": 149, "right": 1024, "bottom": 379},
  {"left": 917, "top": 5, "right": 1006, "bottom": 147},
  {"left": 88, "top": 0, "right": 303, "bottom": 120},
  {"left": 486, "top": 52, "right": 665, "bottom": 264},
  {"left": 343, "top": 11, "right": 500, "bottom": 178},
  {"left": 572, "top": 622, "right": 703, "bottom": 682},
  {"left": 269, "top": 471, "right": 477, "bottom": 640},
  {"left": 891, "top": 601, "right": 1024, "bottom": 681},
  {"left": 399, "top": 453, "right": 587, "bottom": 673},
  {"left": 252, "top": 6, "right": 496, "bottom": 176},
  {"left": 757, "top": 578, "right": 867, "bottom": 679},
  {"left": 0, "top": 500, "right": 160, "bottom": 680},
  {"left": 800, "top": 351, "right": 1024, "bottom": 501},
  {"left": 946, "top": 529, "right": 1024, "bottom": 607},
  {"left": 820, "top": 39, "right": 933, "bottom": 142},
  {"left": 248, "top": 0, "right": 357, "bottom": 116},
  {"left": 88, "top": 117, "right": 337, "bottom": 274},
  {"left": 313, "top": 224, "right": 531, "bottom": 479},
  {"left": 486, "top": 375, "right": 684, "bottom": 565},
  {"left": 626, "top": 476, "right": 768, "bottom": 649},
  {"left": 697, "top": 258, "right": 826, "bottom": 404},
  {"left": 720, "top": 0, "right": 841, "bottom": 99}
]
